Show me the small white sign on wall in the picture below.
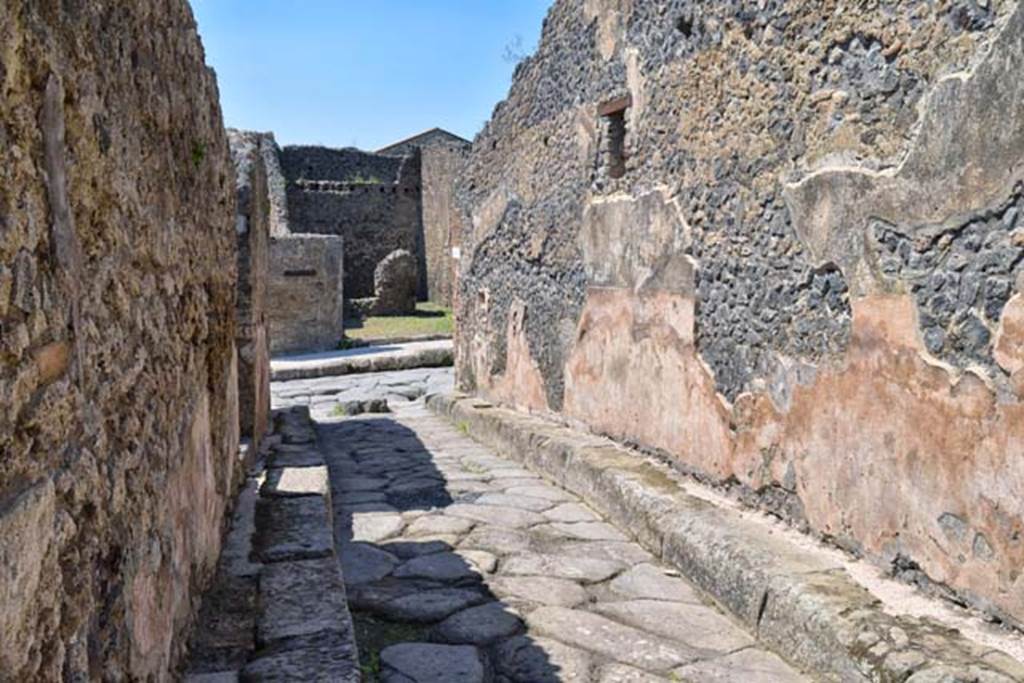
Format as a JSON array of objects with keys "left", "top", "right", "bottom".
[{"left": 451, "top": 246, "right": 461, "bottom": 259}]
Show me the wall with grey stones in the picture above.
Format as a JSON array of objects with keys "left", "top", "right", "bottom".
[
  {"left": 281, "top": 146, "right": 423, "bottom": 299},
  {"left": 0, "top": 1, "right": 240, "bottom": 679},
  {"left": 455, "top": 0, "right": 1024, "bottom": 627}
]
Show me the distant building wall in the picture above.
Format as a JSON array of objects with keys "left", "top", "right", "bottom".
[
  {"left": 378, "top": 127, "right": 471, "bottom": 158},
  {"left": 421, "top": 143, "right": 469, "bottom": 306},
  {"left": 267, "top": 235, "right": 345, "bottom": 354},
  {"left": 281, "top": 146, "right": 422, "bottom": 299}
]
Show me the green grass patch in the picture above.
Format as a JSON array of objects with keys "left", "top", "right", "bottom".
[
  {"left": 352, "top": 612, "right": 431, "bottom": 682},
  {"left": 345, "top": 302, "right": 453, "bottom": 342}
]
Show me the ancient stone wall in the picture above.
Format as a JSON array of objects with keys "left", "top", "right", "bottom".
[
  {"left": 267, "top": 235, "right": 345, "bottom": 354},
  {"left": 455, "top": 0, "right": 1024, "bottom": 627},
  {"left": 0, "top": 1, "right": 239, "bottom": 679},
  {"left": 422, "top": 143, "right": 469, "bottom": 306},
  {"left": 281, "top": 146, "right": 423, "bottom": 298},
  {"left": 228, "top": 130, "right": 272, "bottom": 452}
]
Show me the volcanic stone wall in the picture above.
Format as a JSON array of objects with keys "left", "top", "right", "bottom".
[
  {"left": 0, "top": 1, "right": 239, "bottom": 679},
  {"left": 228, "top": 130, "right": 272, "bottom": 450},
  {"left": 281, "top": 146, "right": 423, "bottom": 298},
  {"left": 421, "top": 142, "right": 469, "bottom": 306},
  {"left": 455, "top": 0, "right": 1024, "bottom": 627}
]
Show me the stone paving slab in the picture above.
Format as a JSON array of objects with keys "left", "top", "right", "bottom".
[
  {"left": 428, "top": 393, "right": 1024, "bottom": 682},
  {"left": 284, "top": 383, "right": 812, "bottom": 682},
  {"left": 261, "top": 465, "right": 330, "bottom": 498}
]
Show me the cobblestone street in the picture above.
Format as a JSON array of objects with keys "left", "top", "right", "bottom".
[{"left": 275, "top": 369, "right": 808, "bottom": 682}]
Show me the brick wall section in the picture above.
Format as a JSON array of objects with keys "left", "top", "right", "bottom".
[
  {"left": 228, "top": 130, "right": 272, "bottom": 451},
  {"left": 267, "top": 235, "right": 345, "bottom": 354},
  {"left": 421, "top": 143, "right": 469, "bottom": 306},
  {"left": 455, "top": 0, "right": 1024, "bottom": 626},
  {"left": 0, "top": 1, "right": 239, "bottom": 678},
  {"left": 281, "top": 146, "right": 423, "bottom": 298}
]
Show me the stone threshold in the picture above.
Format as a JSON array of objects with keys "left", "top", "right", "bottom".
[
  {"left": 426, "top": 393, "right": 1024, "bottom": 682},
  {"left": 271, "top": 340, "right": 454, "bottom": 381}
]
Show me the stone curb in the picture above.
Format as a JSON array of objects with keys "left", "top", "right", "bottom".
[
  {"left": 243, "top": 406, "right": 360, "bottom": 681},
  {"left": 426, "top": 393, "right": 1024, "bottom": 682},
  {"left": 270, "top": 346, "right": 453, "bottom": 381},
  {"left": 346, "top": 333, "right": 452, "bottom": 348}
]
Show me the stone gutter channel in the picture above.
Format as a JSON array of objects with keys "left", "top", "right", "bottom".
[
  {"left": 426, "top": 393, "right": 1024, "bottom": 682},
  {"left": 184, "top": 407, "right": 361, "bottom": 681}
]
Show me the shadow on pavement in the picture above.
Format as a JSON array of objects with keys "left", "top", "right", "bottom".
[{"left": 318, "top": 415, "right": 561, "bottom": 682}]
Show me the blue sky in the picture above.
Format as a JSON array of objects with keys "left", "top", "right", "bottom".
[{"left": 191, "top": 1, "right": 552, "bottom": 150}]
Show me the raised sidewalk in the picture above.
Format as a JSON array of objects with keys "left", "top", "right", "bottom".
[{"left": 427, "top": 393, "right": 1024, "bottom": 682}]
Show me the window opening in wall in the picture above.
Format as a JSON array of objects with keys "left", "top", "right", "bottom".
[
  {"left": 598, "top": 95, "right": 631, "bottom": 180},
  {"left": 676, "top": 15, "right": 694, "bottom": 38},
  {"left": 283, "top": 269, "right": 317, "bottom": 277}
]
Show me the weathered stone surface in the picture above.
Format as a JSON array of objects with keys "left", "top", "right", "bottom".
[
  {"left": 430, "top": 602, "right": 524, "bottom": 645},
  {"left": 458, "top": 527, "right": 533, "bottom": 555},
  {"left": 373, "top": 249, "right": 419, "bottom": 315},
  {"left": 501, "top": 553, "right": 624, "bottom": 584},
  {"left": 592, "top": 600, "right": 754, "bottom": 653},
  {"left": 458, "top": 549, "right": 498, "bottom": 574},
  {"left": 268, "top": 233, "right": 345, "bottom": 354},
  {"left": 347, "top": 512, "right": 406, "bottom": 544},
  {"left": 229, "top": 129, "right": 272, "bottom": 454},
  {"left": 452, "top": 0, "right": 1024, "bottom": 635},
  {"left": 543, "top": 502, "right": 600, "bottom": 523},
  {"left": 445, "top": 503, "right": 546, "bottom": 529},
  {"left": 609, "top": 564, "right": 702, "bottom": 603},
  {"left": 504, "top": 485, "right": 575, "bottom": 503},
  {"left": 393, "top": 552, "right": 479, "bottom": 582},
  {"left": 378, "top": 588, "right": 490, "bottom": 623},
  {"left": 253, "top": 497, "right": 334, "bottom": 562},
  {"left": 405, "top": 514, "right": 476, "bottom": 537},
  {"left": 526, "top": 607, "right": 698, "bottom": 672},
  {"left": 242, "top": 632, "right": 359, "bottom": 682},
  {"left": 494, "top": 635, "right": 593, "bottom": 683},
  {"left": 0, "top": 2, "right": 238, "bottom": 678},
  {"left": 672, "top": 648, "right": 808, "bottom": 683},
  {"left": 261, "top": 466, "right": 330, "bottom": 498},
  {"left": 487, "top": 576, "right": 588, "bottom": 608},
  {"left": 257, "top": 559, "right": 349, "bottom": 646},
  {"left": 379, "top": 643, "right": 485, "bottom": 683},
  {"left": 597, "top": 663, "right": 671, "bottom": 682},
  {"left": 339, "top": 542, "right": 398, "bottom": 585},
  {"left": 421, "top": 141, "right": 469, "bottom": 306},
  {"left": 475, "top": 492, "right": 556, "bottom": 512},
  {"left": 540, "top": 521, "right": 629, "bottom": 542}
]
